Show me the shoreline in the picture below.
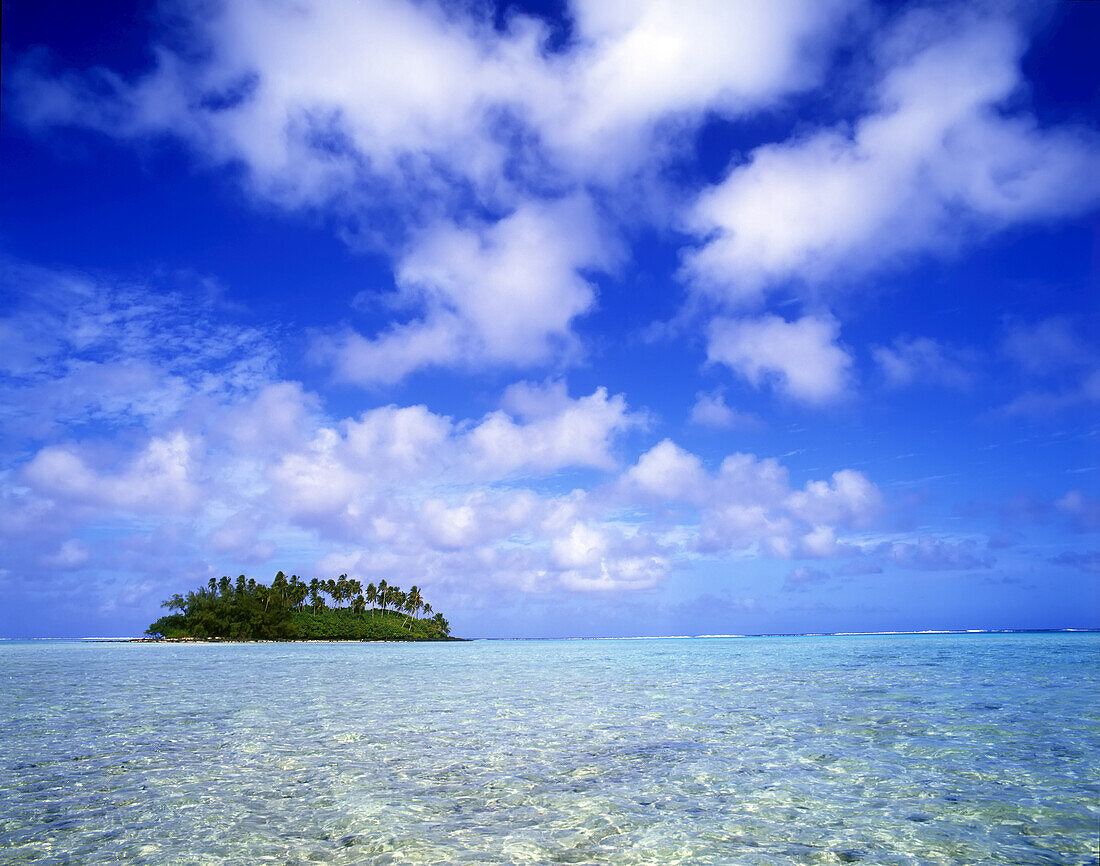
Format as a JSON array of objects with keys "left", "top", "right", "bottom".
[
  {"left": 86, "top": 636, "right": 468, "bottom": 643},
  {"left": 11, "top": 627, "right": 1091, "bottom": 643}
]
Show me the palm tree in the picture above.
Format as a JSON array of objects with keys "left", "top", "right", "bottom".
[
  {"left": 365, "top": 583, "right": 378, "bottom": 617},
  {"left": 377, "top": 580, "right": 389, "bottom": 614},
  {"left": 289, "top": 576, "right": 308, "bottom": 610},
  {"left": 389, "top": 587, "right": 406, "bottom": 623},
  {"left": 271, "top": 572, "right": 288, "bottom": 611},
  {"left": 405, "top": 586, "right": 423, "bottom": 621}
]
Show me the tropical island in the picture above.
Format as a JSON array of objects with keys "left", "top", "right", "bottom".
[{"left": 146, "top": 573, "right": 455, "bottom": 641}]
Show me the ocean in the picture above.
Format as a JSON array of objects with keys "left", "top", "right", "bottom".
[{"left": 1, "top": 633, "right": 1097, "bottom": 864}]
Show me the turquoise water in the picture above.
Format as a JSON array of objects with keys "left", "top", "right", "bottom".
[{"left": 1, "top": 634, "right": 1097, "bottom": 864}]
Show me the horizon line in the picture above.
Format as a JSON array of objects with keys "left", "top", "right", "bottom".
[{"left": 2, "top": 627, "right": 1098, "bottom": 642}]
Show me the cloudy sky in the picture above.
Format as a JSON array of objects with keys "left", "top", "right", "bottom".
[{"left": 2, "top": 0, "right": 1097, "bottom": 638}]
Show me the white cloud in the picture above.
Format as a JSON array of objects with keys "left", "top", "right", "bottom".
[
  {"left": 23, "top": 432, "right": 202, "bottom": 513},
  {"left": 997, "top": 369, "right": 1100, "bottom": 418},
  {"left": 995, "top": 317, "right": 1099, "bottom": 416},
  {"left": 208, "top": 511, "right": 276, "bottom": 563},
  {"left": 216, "top": 382, "right": 320, "bottom": 456},
  {"left": 549, "top": 521, "right": 669, "bottom": 592},
  {"left": 689, "top": 391, "right": 761, "bottom": 430},
  {"left": 542, "top": 0, "right": 858, "bottom": 176},
  {"left": 5, "top": 326, "right": 895, "bottom": 607},
  {"left": 786, "top": 470, "right": 882, "bottom": 528},
  {"left": 321, "top": 196, "right": 617, "bottom": 382},
  {"left": 623, "top": 439, "right": 708, "bottom": 502},
  {"left": 798, "top": 525, "right": 844, "bottom": 559},
  {"left": 9, "top": 1, "right": 867, "bottom": 386},
  {"left": 873, "top": 336, "right": 977, "bottom": 389},
  {"left": 12, "top": 0, "right": 858, "bottom": 202},
  {"left": 41, "top": 539, "right": 92, "bottom": 570},
  {"left": 419, "top": 490, "right": 539, "bottom": 552},
  {"left": 12, "top": 380, "right": 886, "bottom": 603},
  {"left": 0, "top": 263, "right": 276, "bottom": 442},
  {"left": 6, "top": 374, "right": 652, "bottom": 599},
  {"left": 19, "top": 1, "right": 1097, "bottom": 618},
  {"left": 619, "top": 439, "right": 880, "bottom": 561},
  {"left": 11, "top": 0, "right": 539, "bottom": 210},
  {"left": 707, "top": 314, "right": 853, "bottom": 403},
  {"left": 500, "top": 379, "right": 577, "bottom": 421},
  {"left": 1057, "top": 491, "right": 1100, "bottom": 533},
  {"left": 1002, "top": 317, "right": 1093, "bottom": 377},
  {"left": 881, "top": 536, "right": 992, "bottom": 571},
  {"left": 783, "top": 565, "right": 830, "bottom": 591},
  {"left": 466, "top": 386, "right": 637, "bottom": 477},
  {"left": 262, "top": 383, "right": 638, "bottom": 539},
  {"left": 684, "top": 17, "right": 1100, "bottom": 303},
  {"left": 338, "top": 404, "right": 454, "bottom": 481}
]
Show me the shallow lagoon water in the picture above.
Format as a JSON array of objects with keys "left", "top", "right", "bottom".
[{"left": 1, "top": 633, "right": 1097, "bottom": 864}]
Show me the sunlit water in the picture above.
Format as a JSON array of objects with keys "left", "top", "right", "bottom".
[{"left": 1, "top": 633, "right": 1097, "bottom": 864}]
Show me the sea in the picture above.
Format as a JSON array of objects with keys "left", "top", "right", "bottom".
[{"left": 1, "top": 632, "right": 1097, "bottom": 864}]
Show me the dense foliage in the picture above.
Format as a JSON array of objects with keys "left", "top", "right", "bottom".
[{"left": 146, "top": 573, "right": 452, "bottom": 641}]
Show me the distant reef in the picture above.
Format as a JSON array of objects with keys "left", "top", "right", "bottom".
[{"left": 146, "top": 573, "right": 457, "bottom": 641}]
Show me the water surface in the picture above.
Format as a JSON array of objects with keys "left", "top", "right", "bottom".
[{"left": 2, "top": 633, "right": 1097, "bottom": 864}]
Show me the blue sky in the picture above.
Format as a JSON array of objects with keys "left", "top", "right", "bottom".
[{"left": 1, "top": 0, "right": 1097, "bottom": 638}]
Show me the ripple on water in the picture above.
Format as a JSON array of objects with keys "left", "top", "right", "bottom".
[{"left": 1, "top": 634, "right": 1098, "bottom": 864}]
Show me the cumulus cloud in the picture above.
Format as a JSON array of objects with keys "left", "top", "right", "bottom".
[
  {"left": 548, "top": 521, "right": 669, "bottom": 592},
  {"left": 543, "top": 0, "right": 858, "bottom": 176},
  {"left": 797, "top": 525, "right": 847, "bottom": 559},
  {"left": 689, "top": 391, "right": 761, "bottom": 430},
  {"left": 11, "top": 0, "right": 858, "bottom": 203},
  {"left": 466, "top": 386, "right": 638, "bottom": 476},
  {"left": 259, "top": 385, "right": 638, "bottom": 528},
  {"left": 8, "top": 0, "right": 868, "bottom": 386},
  {"left": 9, "top": 3, "right": 1094, "bottom": 624},
  {"left": 707, "top": 314, "right": 853, "bottom": 403},
  {"left": 8, "top": 372, "right": 652, "bottom": 600},
  {"left": 319, "top": 196, "right": 618, "bottom": 382},
  {"left": 623, "top": 439, "right": 709, "bottom": 502},
  {"left": 250, "top": 384, "right": 647, "bottom": 585},
  {"left": 683, "top": 16, "right": 1100, "bottom": 303},
  {"left": 23, "top": 432, "right": 202, "bottom": 513},
  {"left": 786, "top": 470, "right": 882, "bottom": 528},
  {"left": 13, "top": 2, "right": 1098, "bottom": 410},
  {"left": 11, "top": 358, "right": 887, "bottom": 608},
  {"left": 617, "top": 439, "right": 881, "bottom": 560}
]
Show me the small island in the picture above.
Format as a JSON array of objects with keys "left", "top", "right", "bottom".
[{"left": 146, "top": 573, "right": 455, "bottom": 641}]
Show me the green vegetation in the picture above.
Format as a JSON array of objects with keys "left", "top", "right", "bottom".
[{"left": 146, "top": 573, "right": 453, "bottom": 641}]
